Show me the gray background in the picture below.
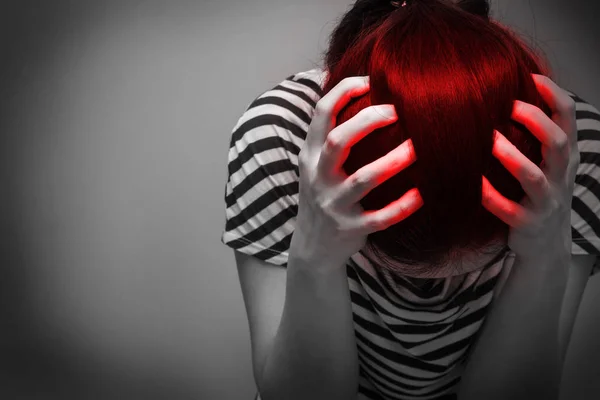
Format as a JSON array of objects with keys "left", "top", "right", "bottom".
[{"left": 1, "top": 0, "right": 598, "bottom": 399}]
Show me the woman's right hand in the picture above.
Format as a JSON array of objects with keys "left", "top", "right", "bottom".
[{"left": 290, "top": 76, "right": 424, "bottom": 268}]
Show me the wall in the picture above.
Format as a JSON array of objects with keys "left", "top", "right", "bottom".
[{"left": 0, "top": 1, "right": 598, "bottom": 399}]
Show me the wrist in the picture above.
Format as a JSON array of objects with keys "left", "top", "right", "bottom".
[
  {"left": 516, "top": 251, "right": 570, "bottom": 275},
  {"left": 288, "top": 251, "right": 348, "bottom": 280},
  {"left": 289, "top": 234, "right": 349, "bottom": 272},
  {"left": 509, "top": 254, "right": 568, "bottom": 304}
]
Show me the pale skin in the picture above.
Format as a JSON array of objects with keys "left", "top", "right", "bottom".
[
  {"left": 294, "top": 74, "right": 597, "bottom": 396},
  {"left": 298, "top": 75, "right": 576, "bottom": 268}
]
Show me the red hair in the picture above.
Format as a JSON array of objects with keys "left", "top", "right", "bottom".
[{"left": 323, "top": 0, "right": 552, "bottom": 273}]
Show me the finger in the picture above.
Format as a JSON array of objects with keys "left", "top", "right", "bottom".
[
  {"left": 318, "top": 104, "right": 398, "bottom": 178},
  {"left": 336, "top": 138, "right": 417, "bottom": 207},
  {"left": 531, "top": 74, "right": 578, "bottom": 146},
  {"left": 306, "top": 76, "right": 370, "bottom": 152},
  {"left": 481, "top": 175, "right": 534, "bottom": 229},
  {"left": 360, "top": 187, "right": 424, "bottom": 234},
  {"left": 492, "top": 130, "right": 552, "bottom": 208},
  {"left": 511, "top": 100, "right": 569, "bottom": 182}
]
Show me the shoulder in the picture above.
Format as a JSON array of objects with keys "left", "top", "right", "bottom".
[
  {"left": 565, "top": 90, "right": 600, "bottom": 138},
  {"left": 228, "top": 68, "right": 328, "bottom": 150},
  {"left": 221, "top": 69, "right": 328, "bottom": 265},
  {"left": 566, "top": 90, "right": 599, "bottom": 112},
  {"left": 247, "top": 68, "right": 328, "bottom": 117},
  {"left": 566, "top": 90, "right": 600, "bottom": 268}
]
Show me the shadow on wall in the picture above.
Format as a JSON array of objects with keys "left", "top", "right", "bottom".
[{"left": 0, "top": 1, "right": 220, "bottom": 399}]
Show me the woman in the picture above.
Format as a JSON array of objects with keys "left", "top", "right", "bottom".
[{"left": 221, "top": 0, "right": 600, "bottom": 399}]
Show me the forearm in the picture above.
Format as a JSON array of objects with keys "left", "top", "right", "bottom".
[
  {"left": 458, "top": 254, "right": 569, "bottom": 400},
  {"left": 258, "top": 253, "right": 358, "bottom": 400}
]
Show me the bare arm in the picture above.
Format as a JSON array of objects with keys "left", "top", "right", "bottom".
[
  {"left": 458, "top": 254, "right": 568, "bottom": 400},
  {"left": 236, "top": 76, "right": 421, "bottom": 400},
  {"left": 257, "top": 253, "right": 359, "bottom": 400},
  {"left": 235, "top": 250, "right": 359, "bottom": 400},
  {"left": 459, "top": 75, "right": 582, "bottom": 400},
  {"left": 558, "top": 254, "right": 596, "bottom": 364},
  {"left": 560, "top": 268, "right": 600, "bottom": 400}
]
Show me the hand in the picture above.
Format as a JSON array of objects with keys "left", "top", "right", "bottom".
[
  {"left": 291, "top": 76, "right": 424, "bottom": 267},
  {"left": 482, "top": 74, "right": 580, "bottom": 266}
]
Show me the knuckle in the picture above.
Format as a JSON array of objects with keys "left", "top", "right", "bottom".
[
  {"left": 350, "top": 170, "right": 372, "bottom": 188},
  {"left": 553, "top": 136, "right": 569, "bottom": 152},
  {"left": 545, "top": 198, "right": 562, "bottom": 215},
  {"left": 525, "top": 169, "right": 546, "bottom": 186},
  {"left": 314, "top": 99, "right": 332, "bottom": 117},
  {"left": 562, "top": 96, "right": 577, "bottom": 114},
  {"left": 522, "top": 103, "right": 542, "bottom": 119},
  {"left": 341, "top": 76, "right": 361, "bottom": 88},
  {"left": 395, "top": 201, "right": 409, "bottom": 221},
  {"left": 556, "top": 89, "right": 577, "bottom": 113},
  {"left": 502, "top": 203, "right": 517, "bottom": 220},
  {"left": 324, "top": 133, "right": 344, "bottom": 153},
  {"left": 539, "top": 75, "right": 555, "bottom": 89},
  {"left": 356, "top": 105, "right": 378, "bottom": 123},
  {"left": 317, "top": 194, "right": 334, "bottom": 213},
  {"left": 335, "top": 77, "right": 356, "bottom": 96},
  {"left": 555, "top": 199, "right": 567, "bottom": 213},
  {"left": 367, "top": 215, "right": 386, "bottom": 232}
]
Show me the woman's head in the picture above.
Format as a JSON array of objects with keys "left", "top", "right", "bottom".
[{"left": 322, "top": 0, "right": 552, "bottom": 276}]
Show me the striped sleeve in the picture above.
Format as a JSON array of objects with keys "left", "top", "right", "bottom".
[
  {"left": 220, "top": 70, "right": 326, "bottom": 266},
  {"left": 569, "top": 92, "right": 600, "bottom": 276}
]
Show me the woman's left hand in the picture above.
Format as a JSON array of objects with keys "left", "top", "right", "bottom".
[{"left": 482, "top": 74, "right": 580, "bottom": 268}]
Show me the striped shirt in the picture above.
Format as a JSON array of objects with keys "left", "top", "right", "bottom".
[{"left": 220, "top": 68, "right": 600, "bottom": 400}]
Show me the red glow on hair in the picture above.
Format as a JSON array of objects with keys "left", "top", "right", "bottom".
[{"left": 323, "top": 1, "right": 552, "bottom": 271}]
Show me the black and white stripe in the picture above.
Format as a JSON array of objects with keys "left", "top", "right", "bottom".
[{"left": 221, "top": 69, "right": 600, "bottom": 399}]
